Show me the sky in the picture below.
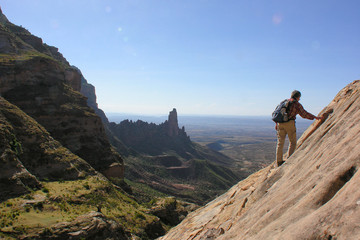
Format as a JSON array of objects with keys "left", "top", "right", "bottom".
[{"left": 1, "top": 0, "right": 359, "bottom": 116}]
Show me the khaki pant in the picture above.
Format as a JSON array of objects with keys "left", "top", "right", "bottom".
[{"left": 276, "top": 120, "right": 297, "bottom": 165}]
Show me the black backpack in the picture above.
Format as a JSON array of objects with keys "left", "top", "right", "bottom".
[{"left": 272, "top": 99, "right": 293, "bottom": 123}]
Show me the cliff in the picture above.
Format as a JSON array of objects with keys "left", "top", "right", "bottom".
[
  {"left": 0, "top": 8, "right": 124, "bottom": 179},
  {"left": 160, "top": 80, "right": 360, "bottom": 239}
]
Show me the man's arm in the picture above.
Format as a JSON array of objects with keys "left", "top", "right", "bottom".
[{"left": 297, "top": 103, "right": 317, "bottom": 120}]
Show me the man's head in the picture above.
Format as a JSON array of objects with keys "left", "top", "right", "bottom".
[{"left": 291, "top": 90, "right": 301, "bottom": 100}]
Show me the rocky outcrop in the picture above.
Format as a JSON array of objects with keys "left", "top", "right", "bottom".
[
  {"left": 33, "top": 211, "right": 130, "bottom": 240},
  {"left": 0, "top": 7, "right": 8, "bottom": 24},
  {"left": 0, "top": 9, "right": 124, "bottom": 179},
  {"left": 108, "top": 108, "right": 190, "bottom": 156},
  {"left": 0, "top": 97, "right": 96, "bottom": 201},
  {"left": 149, "top": 197, "right": 198, "bottom": 226},
  {"left": 160, "top": 80, "right": 360, "bottom": 240}
]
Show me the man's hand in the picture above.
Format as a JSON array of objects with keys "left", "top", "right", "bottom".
[{"left": 315, "top": 116, "right": 324, "bottom": 121}]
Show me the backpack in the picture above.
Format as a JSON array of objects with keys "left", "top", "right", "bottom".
[{"left": 272, "top": 99, "right": 292, "bottom": 123}]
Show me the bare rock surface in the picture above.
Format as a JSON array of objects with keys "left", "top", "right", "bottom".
[{"left": 160, "top": 80, "right": 360, "bottom": 240}]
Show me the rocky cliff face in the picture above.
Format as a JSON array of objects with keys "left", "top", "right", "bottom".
[
  {"left": 0, "top": 8, "right": 124, "bottom": 179},
  {"left": 160, "top": 80, "right": 360, "bottom": 240},
  {"left": 0, "top": 97, "right": 97, "bottom": 201}
]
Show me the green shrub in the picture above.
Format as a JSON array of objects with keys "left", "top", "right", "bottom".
[{"left": 9, "top": 134, "right": 23, "bottom": 156}]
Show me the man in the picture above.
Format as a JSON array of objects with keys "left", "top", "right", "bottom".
[{"left": 275, "top": 90, "right": 322, "bottom": 167}]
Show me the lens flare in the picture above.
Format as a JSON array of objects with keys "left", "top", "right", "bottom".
[{"left": 272, "top": 14, "right": 283, "bottom": 25}]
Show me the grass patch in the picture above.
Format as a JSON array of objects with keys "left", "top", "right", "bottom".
[
  {"left": 0, "top": 176, "right": 160, "bottom": 239},
  {"left": 0, "top": 51, "right": 53, "bottom": 64}
]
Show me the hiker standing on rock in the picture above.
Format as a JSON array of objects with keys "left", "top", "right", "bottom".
[{"left": 273, "top": 90, "right": 322, "bottom": 167}]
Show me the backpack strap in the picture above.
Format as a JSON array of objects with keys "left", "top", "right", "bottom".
[{"left": 287, "top": 99, "right": 297, "bottom": 119}]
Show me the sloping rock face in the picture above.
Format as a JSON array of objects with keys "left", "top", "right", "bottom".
[
  {"left": 0, "top": 9, "right": 124, "bottom": 179},
  {"left": 161, "top": 80, "right": 360, "bottom": 240},
  {"left": 0, "top": 97, "right": 96, "bottom": 201}
]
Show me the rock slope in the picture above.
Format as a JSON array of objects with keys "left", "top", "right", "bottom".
[
  {"left": 0, "top": 97, "right": 96, "bottom": 201},
  {"left": 160, "top": 80, "right": 360, "bottom": 240}
]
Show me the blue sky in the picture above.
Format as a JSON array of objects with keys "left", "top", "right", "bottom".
[{"left": 1, "top": 0, "right": 359, "bottom": 116}]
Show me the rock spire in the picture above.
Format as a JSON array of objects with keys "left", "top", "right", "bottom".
[{"left": 167, "top": 108, "right": 179, "bottom": 136}]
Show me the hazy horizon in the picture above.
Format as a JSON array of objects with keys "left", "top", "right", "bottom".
[
  {"left": 106, "top": 111, "right": 272, "bottom": 118},
  {"left": 106, "top": 111, "right": 312, "bottom": 128}
]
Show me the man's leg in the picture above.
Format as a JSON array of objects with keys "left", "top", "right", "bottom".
[
  {"left": 287, "top": 120, "right": 297, "bottom": 158},
  {"left": 276, "top": 124, "right": 287, "bottom": 166}
]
